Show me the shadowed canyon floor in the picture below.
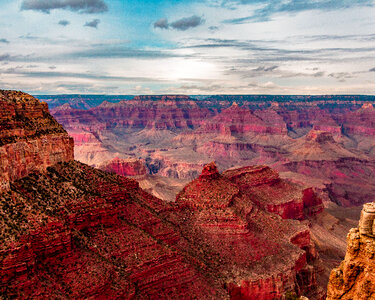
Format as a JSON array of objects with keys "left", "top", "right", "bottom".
[{"left": 0, "top": 90, "right": 330, "bottom": 298}]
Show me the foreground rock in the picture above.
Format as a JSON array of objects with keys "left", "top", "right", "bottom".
[{"left": 327, "top": 202, "right": 375, "bottom": 299}]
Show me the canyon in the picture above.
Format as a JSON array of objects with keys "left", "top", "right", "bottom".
[
  {"left": 0, "top": 90, "right": 328, "bottom": 298},
  {"left": 49, "top": 95, "right": 375, "bottom": 208},
  {"left": 48, "top": 94, "right": 375, "bottom": 290}
]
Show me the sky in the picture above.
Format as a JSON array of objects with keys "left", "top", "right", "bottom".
[{"left": 0, "top": 0, "right": 375, "bottom": 95}]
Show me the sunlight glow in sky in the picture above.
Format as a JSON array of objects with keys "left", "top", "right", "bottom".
[{"left": 0, "top": 0, "right": 375, "bottom": 94}]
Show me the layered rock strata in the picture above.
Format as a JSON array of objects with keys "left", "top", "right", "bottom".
[
  {"left": 98, "top": 157, "right": 147, "bottom": 178},
  {"left": 50, "top": 96, "right": 375, "bottom": 208},
  {"left": 359, "top": 202, "right": 375, "bottom": 237},
  {"left": 0, "top": 90, "right": 74, "bottom": 192},
  {"left": 175, "top": 162, "right": 325, "bottom": 299},
  {"left": 327, "top": 202, "right": 375, "bottom": 299}
]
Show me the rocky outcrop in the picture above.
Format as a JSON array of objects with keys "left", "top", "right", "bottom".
[
  {"left": 327, "top": 202, "right": 375, "bottom": 299},
  {"left": 98, "top": 157, "right": 147, "bottom": 177},
  {"left": 359, "top": 202, "right": 375, "bottom": 237},
  {"left": 175, "top": 162, "right": 325, "bottom": 299},
  {"left": 0, "top": 161, "right": 226, "bottom": 299},
  {"left": 0, "top": 90, "right": 74, "bottom": 192},
  {"left": 222, "top": 166, "right": 323, "bottom": 220}
]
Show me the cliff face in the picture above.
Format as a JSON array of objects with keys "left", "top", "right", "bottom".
[
  {"left": 176, "top": 162, "right": 325, "bottom": 299},
  {"left": 89, "top": 96, "right": 215, "bottom": 131},
  {"left": 98, "top": 157, "right": 147, "bottom": 177},
  {"left": 0, "top": 161, "right": 227, "bottom": 299},
  {"left": 327, "top": 202, "right": 375, "bottom": 299},
  {"left": 0, "top": 90, "right": 74, "bottom": 192},
  {"left": 222, "top": 165, "right": 323, "bottom": 220}
]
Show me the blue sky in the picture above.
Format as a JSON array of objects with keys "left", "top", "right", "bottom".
[{"left": 0, "top": 0, "right": 375, "bottom": 94}]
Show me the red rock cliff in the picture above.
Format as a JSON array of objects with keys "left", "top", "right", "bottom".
[
  {"left": 0, "top": 90, "right": 74, "bottom": 191},
  {"left": 98, "top": 157, "right": 147, "bottom": 177},
  {"left": 176, "top": 162, "right": 325, "bottom": 299}
]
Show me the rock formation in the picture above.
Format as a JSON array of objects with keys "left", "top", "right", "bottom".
[
  {"left": 98, "top": 157, "right": 147, "bottom": 177},
  {"left": 0, "top": 90, "right": 74, "bottom": 192},
  {"left": 176, "top": 162, "right": 325, "bottom": 299},
  {"left": 221, "top": 165, "right": 323, "bottom": 220},
  {"left": 359, "top": 202, "right": 375, "bottom": 237},
  {"left": 327, "top": 202, "right": 375, "bottom": 299},
  {"left": 0, "top": 90, "right": 327, "bottom": 299}
]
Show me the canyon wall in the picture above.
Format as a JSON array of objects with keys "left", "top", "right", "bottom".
[
  {"left": 0, "top": 90, "right": 74, "bottom": 192},
  {"left": 50, "top": 95, "right": 375, "bottom": 207},
  {"left": 98, "top": 157, "right": 147, "bottom": 177}
]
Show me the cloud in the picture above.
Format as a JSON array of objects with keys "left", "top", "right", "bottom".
[
  {"left": 0, "top": 39, "right": 9, "bottom": 44},
  {"left": 65, "top": 45, "right": 181, "bottom": 59},
  {"left": 224, "top": 0, "right": 374, "bottom": 23},
  {"left": 4, "top": 69, "right": 168, "bottom": 83},
  {"left": 154, "top": 16, "right": 204, "bottom": 31},
  {"left": 180, "top": 37, "right": 375, "bottom": 67},
  {"left": 171, "top": 15, "right": 204, "bottom": 31},
  {"left": 84, "top": 19, "right": 100, "bottom": 28},
  {"left": 58, "top": 20, "right": 70, "bottom": 26},
  {"left": 0, "top": 54, "right": 12, "bottom": 61},
  {"left": 230, "top": 64, "right": 327, "bottom": 79},
  {"left": 328, "top": 72, "right": 354, "bottom": 81},
  {"left": 253, "top": 65, "right": 278, "bottom": 72},
  {"left": 154, "top": 18, "right": 169, "bottom": 29},
  {"left": 21, "top": 0, "right": 108, "bottom": 14}
]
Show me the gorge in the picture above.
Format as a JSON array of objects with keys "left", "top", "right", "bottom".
[
  {"left": 2, "top": 90, "right": 375, "bottom": 298},
  {"left": 0, "top": 90, "right": 329, "bottom": 298}
]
